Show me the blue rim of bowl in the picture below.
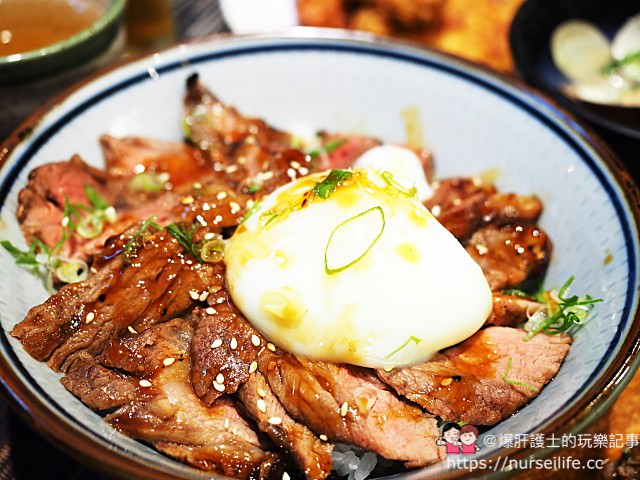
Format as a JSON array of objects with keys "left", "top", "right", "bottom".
[
  {"left": 0, "top": 30, "right": 638, "bottom": 479},
  {"left": 0, "top": 0, "right": 125, "bottom": 67}
]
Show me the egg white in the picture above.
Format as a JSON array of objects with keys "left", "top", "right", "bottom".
[{"left": 225, "top": 167, "right": 492, "bottom": 368}]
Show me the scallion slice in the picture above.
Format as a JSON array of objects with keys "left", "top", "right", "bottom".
[{"left": 324, "top": 206, "right": 385, "bottom": 275}]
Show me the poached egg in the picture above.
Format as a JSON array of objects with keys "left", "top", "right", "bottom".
[{"left": 225, "top": 147, "right": 492, "bottom": 368}]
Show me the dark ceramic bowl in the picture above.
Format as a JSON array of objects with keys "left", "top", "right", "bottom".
[
  {"left": 0, "top": 0, "right": 125, "bottom": 84},
  {"left": 510, "top": 0, "right": 640, "bottom": 139}
]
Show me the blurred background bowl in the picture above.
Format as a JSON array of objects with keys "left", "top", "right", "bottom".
[
  {"left": 0, "top": 0, "right": 125, "bottom": 84},
  {"left": 510, "top": 0, "right": 640, "bottom": 139}
]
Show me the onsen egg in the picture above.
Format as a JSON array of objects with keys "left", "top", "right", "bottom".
[{"left": 224, "top": 167, "right": 492, "bottom": 368}]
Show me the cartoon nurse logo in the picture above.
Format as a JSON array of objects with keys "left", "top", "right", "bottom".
[
  {"left": 437, "top": 422, "right": 480, "bottom": 456},
  {"left": 459, "top": 424, "right": 480, "bottom": 455}
]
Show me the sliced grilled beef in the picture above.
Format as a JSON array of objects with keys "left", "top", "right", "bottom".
[
  {"left": 190, "top": 289, "right": 264, "bottom": 405},
  {"left": 425, "top": 178, "right": 542, "bottom": 241},
  {"left": 378, "top": 326, "right": 571, "bottom": 425},
  {"left": 99, "top": 317, "right": 192, "bottom": 376},
  {"left": 314, "top": 132, "right": 381, "bottom": 170},
  {"left": 60, "top": 350, "right": 136, "bottom": 411},
  {"left": 100, "top": 135, "right": 214, "bottom": 189},
  {"left": 12, "top": 226, "right": 225, "bottom": 369},
  {"left": 259, "top": 350, "right": 443, "bottom": 468},
  {"left": 108, "top": 360, "right": 282, "bottom": 479},
  {"left": 154, "top": 441, "right": 284, "bottom": 480},
  {"left": 239, "top": 371, "right": 334, "bottom": 480},
  {"left": 486, "top": 292, "right": 543, "bottom": 327},
  {"left": 184, "top": 74, "right": 315, "bottom": 196},
  {"left": 466, "top": 224, "right": 551, "bottom": 291},
  {"left": 425, "top": 178, "right": 496, "bottom": 240}
]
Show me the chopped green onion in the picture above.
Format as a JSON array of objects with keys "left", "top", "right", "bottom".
[
  {"left": 166, "top": 222, "right": 202, "bottom": 262},
  {"left": 182, "top": 115, "right": 193, "bottom": 141},
  {"left": 602, "top": 51, "right": 640, "bottom": 76},
  {"left": 380, "top": 171, "right": 418, "bottom": 198},
  {"left": 523, "top": 276, "right": 602, "bottom": 341},
  {"left": 77, "top": 215, "right": 104, "bottom": 239},
  {"left": 84, "top": 185, "right": 110, "bottom": 211},
  {"left": 324, "top": 206, "right": 385, "bottom": 275},
  {"left": 259, "top": 204, "right": 291, "bottom": 229},
  {"left": 308, "top": 138, "right": 347, "bottom": 159},
  {"left": 200, "top": 238, "right": 225, "bottom": 263},
  {"left": 123, "top": 216, "right": 161, "bottom": 263},
  {"left": 502, "top": 357, "right": 539, "bottom": 391},
  {"left": 54, "top": 259, "right": 89, "bottom": 284},
  {"left": 312, "top": 169, "right": 353, "bottom": 199},
  {"left": 129, "top": 172, "right": 170, "bottom": 193},
  {"left": 241, "top": 201, "right": 261, "bottom": 224},
  {"left": 385, "top": 335, "right": 422, "bottom": 359},
  {"left": 248, "top": 183, "right": 262, "bottom": 194}
]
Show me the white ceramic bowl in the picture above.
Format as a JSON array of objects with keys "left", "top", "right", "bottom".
[{"left": 0, "top": 31, "right": 639, "bottom": 479}]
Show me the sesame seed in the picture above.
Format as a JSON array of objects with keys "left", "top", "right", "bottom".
[
  {"left": 193, "top": 182, "right": 202, "bottom": 189},
  {"left": 262, "top": 171, "right": 274, "bottom": 180},
  {"left": 182, "top": 195, "right": 194, "bottom": 204},
  {"left": 383, "top": 367, "right": 394, "bottom": 372},
  {"left": 224, "top": 418, "right": 229, "bottom": 429},
  {"left": 246, "top": 200, "right": 255, "bottom": 208},
  {"left": 206, "top": 307, "right": 217, "bottom": 315},
  {"left": 268, "top": 416, "right": 282, "bottom": 425},
  {"left": 85, "top": 312, "right": 95, "bottom": 324},
  {"left": 431, "top": 205, "right": 441, "bottom": 217},
  {"left": 204, "top": 232, "right": 215, "bottom": 240},
  {"left": 216, "top": 373, "right": 225, "bottom": 383},
  {"left": 139, "top": 379, "right": 152, "bottom": 388},
  {"left": 290, "top": 161, "right": 301, "bottom": 169},
  {"left": 128, "top": 326, "right": 138, "bottom": 334},
  {"left": 340, "top": 401, "right": 348, "bottom": 417},
  {"left": 319, "top": 434, "right": 328, "bottom": 441},
  {"left": 211, "top": 339, "right": 223, "bottom": 348},
  {"left": 225, "top": 165, "right": 238, "bottom": 174},
  {"left": 257, "top": 387, "right": 267, "bottom": 397},
  {"left": 286, "top": 168, "right": 296, "bottom": 179},
  {"left": 214, "top": 215, "right": 223, "bottom": 223},
  {"left": 217, "top": 297, "right": 225, "bottom": 304},
  {"left": 196, "top": 215, "right": 208, "bottom": 227},
  {"left": 202, "top": 203, "right": 211, "bottom": 211},
  {"left": 267, "top": 343, "right": 276, "bottom": 352},
  {"left": 61, "top": 216, "right": 69, "bottom": 227},
  {"left": 213, "top": 381, "right": 225, "bottom": 392},
  {"left": 189, "top": 290, "right": 199, "bottom": 300},
  {"left": 163, "top": 358, "right": 176, "bottom": 367},
  {"left": 283, "top": 472, "right": 291, "bottom": 480},
  {"left": 230, "top": 201, "right": 241, "bottom": 214},
  {"left": 257, "top": 399, "right": 267, "bottom": 413},
  {"left": 298, "top": 167, "right": 309, "bottom": 176},
  {"left": 440, "top": 377, "right": 453, "bottom": 387},
  {"left": 476, "top": 244, "right": 489, "bottom": 255},
  {"left": 251, "top": 334, "right": 261, "bottom": 347},
  {"left": 216, "top": 191, "right": 228, "bottom": 200},
  {"left": 199, "top": 291, "right": 209, "bottom": 302},
  {"left": 249, "top": 361, "right": 258, "bottom": 374},
  {"left": 230, "top": 337, "right": 238, "bottom": 350}
]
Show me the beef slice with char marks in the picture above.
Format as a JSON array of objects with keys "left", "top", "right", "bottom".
[
  {"left": 239, "top": 371, "right": 334, "bottom": 480},
  {"left": 190, "top": 289, "right": 264, "bottom": 405},
  {"left": 12, "top": 225, "right": 224, "bottom": 370},
  {"left": 99, "top": 317, "right": 192, "bottom": 376},
  {"left": 425, "top": 178, "right": 542, "bottom": 241},
  {"left": 259, "top": 350, "right": 443, "bottom": 468},
  {"left": 100, "top": 135, "right": 215, "bottom": 189},
  {"left": 466, "top": 224, "right": 551, "bottom": 291},
  {"left": 105, "top": 317, "right": 284, "bottom": 479},
  {"left": 184, "top": 74, "right": 315, "bottom": 196},
  {"left": 378, "top": 326, "right": 571, "bottom": 426},
  {"left": 61, "top": 350, "right": 137, "bottom": 411},
  {"left": 108, "top": 362, "right": 282, "bottom": 478},
  {"left": 485, "top": 292, "right": 543, "bottom": 327}
]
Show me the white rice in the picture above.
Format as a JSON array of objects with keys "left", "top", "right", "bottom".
[{"left": 331, "top": 444, "right": 378, "bottom": 480}]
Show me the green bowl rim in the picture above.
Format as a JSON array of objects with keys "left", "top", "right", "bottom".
[{"left": 0, "top": 0, "right": 126, "bottom": 66}]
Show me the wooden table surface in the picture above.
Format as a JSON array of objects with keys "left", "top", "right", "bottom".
[{"left": 0, "top": 2, "right": 639, "bottom": 479}]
